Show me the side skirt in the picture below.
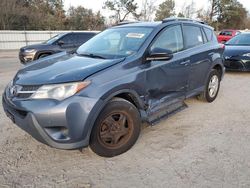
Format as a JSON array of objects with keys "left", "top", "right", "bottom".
[
  {"left": 146, "top": 97, "right": 188, "bottom": 126},
  {"left": 185, "top": 86, "right": 205, "bottom": 99}
]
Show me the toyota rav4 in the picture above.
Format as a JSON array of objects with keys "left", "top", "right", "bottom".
[{"left": 2, "top": 18, "right": 225, "bottom": 157}]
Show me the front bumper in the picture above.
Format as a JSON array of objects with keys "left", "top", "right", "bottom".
[
  {"left": 19, "top": 50, "right": 36, "bottom": 64},
  {"left": 224, "top": 57, "right": 250, "bottom": 71},
  {"left": 2, "top": 91, "right": 103, "bottom": 149}
]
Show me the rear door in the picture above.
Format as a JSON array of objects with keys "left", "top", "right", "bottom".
[{"left": 182, "top": 24, "right": 212, "bottom": 93}]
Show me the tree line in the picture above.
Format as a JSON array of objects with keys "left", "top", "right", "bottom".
[
  {"left": 0, "top": 0, "right": 250, "bottom": 31},
  {"left": 0, "top": 0, "right": 105, "bottom": 30}
]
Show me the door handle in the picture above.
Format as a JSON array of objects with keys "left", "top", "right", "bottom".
[{"left": 180, "top": 60, "right": 190, "bottom": 66}]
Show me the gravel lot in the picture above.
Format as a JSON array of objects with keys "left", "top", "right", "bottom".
[{"left": 0, "top": 51, "right": 250, "bottom": 188}]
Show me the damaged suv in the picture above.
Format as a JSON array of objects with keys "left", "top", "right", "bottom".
[{"left": 2, "top": 18, "right": 225, "bottom": 157}]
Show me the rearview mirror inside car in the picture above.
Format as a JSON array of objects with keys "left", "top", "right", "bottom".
[{"left": 146, "top": 48, "right": 173, "bottom": 61}]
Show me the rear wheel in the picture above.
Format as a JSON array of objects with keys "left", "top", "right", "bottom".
[
  {"left": 197, "top": 69, "right": 220, "bottom": 103},
  {"left": 90, "top": 98, "right": 141, "bottom": 157}
]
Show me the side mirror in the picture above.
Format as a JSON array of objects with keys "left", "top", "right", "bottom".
[
  {"left": 58, "top": 40, "right": 64, "bottom": 46},
  {"left": 146, "top": 48, "right": 173, "bottom": 61}
]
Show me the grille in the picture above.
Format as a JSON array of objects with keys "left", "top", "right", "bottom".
[
  {"left": 16, "top": 85, "right": 40, "bottom": 99},
  {"left": 244, "top": 60, "right": 250, "bottom": 70},
  {"left": 21, "top": 85, "right": 40, "bottom": 91},
  {"left": 17, "top": 93, "right": 33, "bottom": 98},
  {"left": 225, "top": 60, "right": 244, "bottom": 70}
]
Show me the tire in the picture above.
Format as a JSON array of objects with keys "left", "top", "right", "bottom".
[
  {"left": 38, "top": 53, "right": 50, "bottom": 59},
  {"left": 197, "top": 69, "right": 220, "bottom": 103},
  {"left": 90, "top": 98, "right": 141, "bottom": 157}
]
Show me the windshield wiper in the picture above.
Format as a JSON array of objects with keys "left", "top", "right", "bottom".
[{"left": 78, "top": 53, "right": 106, "bottom": 59}]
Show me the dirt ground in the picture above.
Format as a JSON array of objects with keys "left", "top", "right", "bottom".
[{"left": 0, "top": 51, "right": 250, "bottom": 188}]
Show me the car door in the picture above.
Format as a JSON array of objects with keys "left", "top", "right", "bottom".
[
  {"left": 58, "top": 33, "right": 76, "bottom": 51},
  {"left": 143, "top": 24, "right": 190, "bottom": 104},
  {"left": 182, "top": 24, "right": 212, "bottom": 92}
]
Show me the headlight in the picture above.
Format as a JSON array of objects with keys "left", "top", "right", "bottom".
[
  {"left": 242, "top": 53, "right": 250, "bottom": 57},
  {"left": 31, "top": 81, "right": 90, "bottom": 100},
  {"left": 24, "top": 49, "right": 36, "bottom": 53}
]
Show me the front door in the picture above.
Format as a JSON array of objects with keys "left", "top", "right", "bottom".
[
  {"left": 143, "top": 24, "right": 190, "bottom": 105},
  {"left": 59, "top": 34, "right": 76, "bottom": 51}
]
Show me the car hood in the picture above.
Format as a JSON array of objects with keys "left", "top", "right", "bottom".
[
  {"left": 224, "top": 45, "right": 250, "bottom": 57},
  {"left": 20, "top": 43, "right": 51, "bottom": 51},
  {"left": 14, "top": 52, "right": 125, "bottom": 85}
]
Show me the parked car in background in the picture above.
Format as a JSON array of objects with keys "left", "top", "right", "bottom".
[
  {"left": 217, "top": 29, "right": 240, "bottom": 43},
  {"left": 19, "top": 31, "right": 98, "bottom": 64},
  {"left": 224, "top": 32, "right": 250, "bottom": 71},
  {"left": 3, "top": 18, "right": 225, "bottom": 157}
]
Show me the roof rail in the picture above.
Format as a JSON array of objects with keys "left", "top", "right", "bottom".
[
  {"left": 116, "top": 21, "right": 140, "bottom": 26},
  {"left": 162, "top": 17, "right": 207, "bottom": 25}
]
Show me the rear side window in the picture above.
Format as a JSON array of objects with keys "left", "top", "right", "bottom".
[
  {"left": 183, "top": 25, "right": 203, "bottom": 48},
  {"left": 201, "top": 29, "right": 208, "bottom": 43},
  {"left": 203, "top": 27, "right": 214, "bottom": 42},
  {"left": 151, "top": 25, "right": 184, "bottom": 53}
]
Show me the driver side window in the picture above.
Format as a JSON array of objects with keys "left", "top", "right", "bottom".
[
  {"left": 151, "top": 25, "right": 184, "bottom": 53},
  {"left": 60, "top": 34, "right": 74, "bottom": 44}
]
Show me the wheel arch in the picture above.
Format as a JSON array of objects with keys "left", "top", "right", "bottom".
[
  {"left": 212, "top": 63, "right": 224, "bottom": 80},
  {"left": 35, "top": 50, "right": 54, "bottom": 60},
  {"left": 104, "top": 89, "right": 145, "bottom": 110},
  {"left": 83, "top": 89, "right": 147, "bottom": 146}
]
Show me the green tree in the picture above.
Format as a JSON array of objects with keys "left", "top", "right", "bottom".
[
  {"left": 177, "top": 12, "right": 185, "bottom": 18},
  {"left": 208, "top": 0, "right": 220, "bottom": 22},
  {"left": 104, "top": 0, "right": 140, "bottom": 23},
  {"left": 217, "top": 0, "right": 247, "bottom": 30},
  {"left": 66, "top": 6, "right": 105, "bottom": 30},
  {"left": 154, "top": 0, "right": 175, "bottom": 21},
  {"left": 0, "top": 0, "right": 29, "bottom": 30},
  {"left": 0, "top": 0, "right": 106, "bottom": 30},
  {"left": 196, "top": 0, "right": 248, "bottom": 30}
]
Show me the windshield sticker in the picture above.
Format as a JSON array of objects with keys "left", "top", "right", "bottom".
[{"left": 126, "top": 33, "right": 145, "bottom": 39}]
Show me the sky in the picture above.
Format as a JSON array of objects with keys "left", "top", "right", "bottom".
[{"left": 64, "top": 0, "right": 250, "bottom": 18}]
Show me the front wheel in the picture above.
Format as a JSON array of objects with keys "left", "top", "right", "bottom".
[
  {"left": 90, "top": 98, "right": 141, "bottom": 157},
  {"left": 197, "top": 69, "right": 220, "bottom": 103},
  {"left": 38, "top": 53, "right": 50, "bottom": 59}
]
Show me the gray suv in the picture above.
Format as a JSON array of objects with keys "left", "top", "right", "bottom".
[
  {"left": 2, "top": 18, "right": 225, "bottom": 157},
  {"left": 19, "top": 32, "right": 98, "bottom": 64}
]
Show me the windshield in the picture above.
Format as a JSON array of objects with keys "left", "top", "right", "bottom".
[
  {"left": 44, "top": 33, "right": 65, "bottom": 44},
  {"left": 77, "top": 27, "right": 153, "bottom": 59},
  {"left": 226, "top": 34, "right": 250, "bottom": 45}
]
